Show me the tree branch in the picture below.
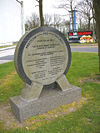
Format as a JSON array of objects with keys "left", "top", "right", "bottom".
[{"left": 36, "top": 0, "right": 39, "bottom": 3}]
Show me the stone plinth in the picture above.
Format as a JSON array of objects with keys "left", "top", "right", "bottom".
[{"left": 10, "top": 85, "right": 81, "bottom": 122}]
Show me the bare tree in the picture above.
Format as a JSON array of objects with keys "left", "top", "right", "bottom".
[
  {"left": 25, "top": 13, "right": 39, "bottom": 31},
  {"left": 36, "top": 0, "right": 44, "bottom": 26},
  {"left": 93, "top": 0, "right": 100, "bottom": 72},
  {"left": 76, "top": 0, "right": 94, "bottom": 30},
  {"left": 63, "top": 20, "right": 70, "bottom": 31},
  {"left": 25, "top": 13, "right": 62, "bottom": 31},
  {"left": 53, "top": 14, "right": 62, "bottom": 29},
  {"left": 58, "top": 0, "right": 77, "bottom": 31},
  {"left": 44, "top": 14, "right": 52, "bottom": 26},
  {"left": 44, "top": 14, "right": 62, "bottom": 29}
]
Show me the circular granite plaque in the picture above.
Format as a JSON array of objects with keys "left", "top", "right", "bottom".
[{"left": 15, "top": 27, "right": 71, "bottom": 85}]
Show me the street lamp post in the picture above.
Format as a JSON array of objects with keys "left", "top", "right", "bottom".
[{"left": 16, "top": 0, "right": 25, "bottom": 35}]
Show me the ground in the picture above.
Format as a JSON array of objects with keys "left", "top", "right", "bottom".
[{"left": 0, "top": 52, "right": 99, "bottom": 133}]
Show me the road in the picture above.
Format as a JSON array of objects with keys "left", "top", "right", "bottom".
[
  {"left": 0, "top": 46, "right": 15, "bottom": 64},
  {"left": 0, "top": 45, "right": 98, "bottom": 64},
  {"left": 71, "top": 46, "right": 98, "bottom": 52}
]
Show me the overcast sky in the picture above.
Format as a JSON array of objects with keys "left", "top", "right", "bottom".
[{"left": 23, "top": 0, "right": 69, "bottom": 20}]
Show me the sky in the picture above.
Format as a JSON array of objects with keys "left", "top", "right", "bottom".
[{"left": 22, "top": 0, "right": 68, "bottom": 21}]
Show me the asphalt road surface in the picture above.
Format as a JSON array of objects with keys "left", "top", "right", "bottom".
[
  {"left": 71, "top": 46, "right": 98, "bottom": 52},
  {"left": 0, "top": 46, "right": 15, "bottom": 64},
  {"left": 0, "top": 46, "right": 98, "bottom": 64}
]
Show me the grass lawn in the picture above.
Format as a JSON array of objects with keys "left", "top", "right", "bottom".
[
  {"left": 0, "top": 43, "right": 16, "bottom": 49},
  {"left": 0, "top": 52, "right": 100, "bottom": 133}
]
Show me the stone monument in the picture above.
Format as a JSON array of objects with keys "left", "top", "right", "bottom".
[{"left": 10, "top": 27, "right": 81, "bottom": 122}]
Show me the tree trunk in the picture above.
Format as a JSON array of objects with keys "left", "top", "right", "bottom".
[
  {"left": 93, "top": 0, "right": 100, "bottom": 72},
  {"left": 88, "top": 18, "right": 91, "bottom": 30},
  {"left": 39, "top": 0, "right": 44, "bottom": 26},
  {"left": 80, "top": 19, "right": 82, "bottom": 30}
]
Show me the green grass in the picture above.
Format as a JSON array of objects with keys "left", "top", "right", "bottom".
[
  {"left": 0, "top": 52, "right": 100, "bottom": 133},
  {"left": 0, "top": 62, "right": 15, "bottom": 79},
  {"left": 0, "top": 43, "right": 16, "bottom": 49},
  {"left": 67, "top": 52, "right": 98, "bottom": 85},
  {"left": 34, "top": 82, "right": 100, "bottom": 133},
  {"left": 0, "top": 62, "right": 23, "bottom": 103}
]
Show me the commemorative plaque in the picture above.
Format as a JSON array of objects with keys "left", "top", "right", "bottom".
[{"left": 10, "top": 27, "right": 81, "bottom": 122}]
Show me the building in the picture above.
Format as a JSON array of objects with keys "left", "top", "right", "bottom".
[{"left": 0, "top": 0, "right": 25, "bottom": 46}]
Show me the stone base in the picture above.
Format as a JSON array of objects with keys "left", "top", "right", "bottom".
[{"left": 10, "top": 85, "right": 81, "bottom": 122}]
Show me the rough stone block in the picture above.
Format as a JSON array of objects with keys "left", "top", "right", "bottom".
[{"left": 10, "top": 86, "right": 81, "bottom": 122}]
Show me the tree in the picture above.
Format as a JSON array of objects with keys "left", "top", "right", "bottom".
[
  {"left": 36, "top": 0, "right": 44, "bottom": 26},
  {"left": 76, "top": 0, "right": 94, "bottom": 30},
  {"left": 64, "top": 20, "right": 70, "bottom": 31},
  {"left": 25, "top": 13, "right": 39, "bottom": 31},
  {"left": 44, "top": 14, "right": 52, "bottom": 26},
  {"left": 93, "top": 0, "right": 100, "bottom": 72},
  {"left": 58, "top": 0, "right": 77, "bottom": 32},
  {"left": 25, "top": 13, "right": 63, "bottom": 31},
  {"left": 53, "top": 14, "right": 62, "bottom": 29}
]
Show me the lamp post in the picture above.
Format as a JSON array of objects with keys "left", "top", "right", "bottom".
[{"left": 16, "top": 0, "right": 25, "bottom": 35}]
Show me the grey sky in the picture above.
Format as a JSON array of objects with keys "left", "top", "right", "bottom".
[{"left": 23, "top": 0, "right": 69, "bottom": 19}]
